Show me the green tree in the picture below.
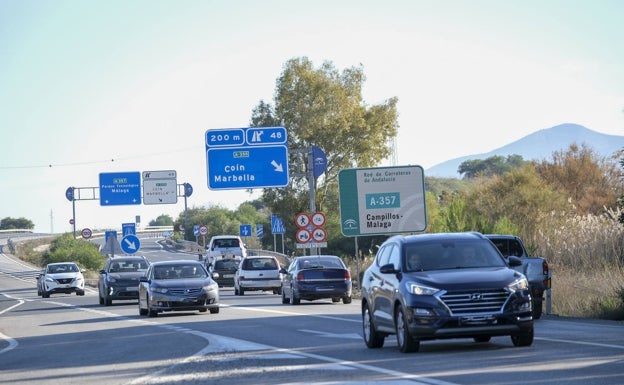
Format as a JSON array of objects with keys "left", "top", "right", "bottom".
[
  {"left": 41, "top": 233, "right": 102, "bottom": 271},
  {"left": 149, "top": 214, "right": 174, "bottom": 227},
  {"left": 250, "top": 57, "right": 399, "bottom": 255},
  {"left": 536, "top": 143, "right": 621, "bottom": 215},
  {"left": 0, "top": 217, "right": 34, "bottom": 230},
  {"left": 458, "top": 154, "right": 526, "bottom": 179}
]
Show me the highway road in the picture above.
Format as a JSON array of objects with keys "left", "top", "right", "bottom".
[{"left": 1, "top": 236, "right": 624, "bottom": 385}]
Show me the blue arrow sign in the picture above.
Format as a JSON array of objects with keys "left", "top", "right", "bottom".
[
  {"left": 99, "top": 172, "right": 141, "bottom": 206},
  {"left": 206, "top": 127, "right": 289, "bottom": 190},
  {"left": 121, "top": 234, "right": 141, "bottom": 254},
  {"left": 240, "top": 224, "right": 252, "bottom": 237}
]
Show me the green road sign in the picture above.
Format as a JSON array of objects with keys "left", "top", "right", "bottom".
[{"left": 338, "top": 165, "right": 427, "bottom": 236}]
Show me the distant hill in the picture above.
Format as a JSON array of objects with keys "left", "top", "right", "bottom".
[{"left": 425, "top": 123, "right": 624, "bottom": 178}]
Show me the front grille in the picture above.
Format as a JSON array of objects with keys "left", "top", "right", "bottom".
[
  {"left": 168, "top": 288, "right": 202, "bottom": 297},
  {"left": 56, "top": 278, "right": 73, "bottom": 284},
  {"left": 440, "top": 288, "right": 509, "bottom": 315}
]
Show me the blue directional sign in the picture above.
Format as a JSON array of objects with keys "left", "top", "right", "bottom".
[
  {"left": 121, "top": 234, "right": 141, "bottom": 254},
  {"left": 99, "top": 172, "right": 141, "bottom": 206},
  {"left": 205, "top": 127, "right": 289, "bottom": 190},
  {"left": 122, "top": 223, "right": 136, "bottom": 236},
  {"left": 240, "top": 224, "right": 252, "bottom": 237}
]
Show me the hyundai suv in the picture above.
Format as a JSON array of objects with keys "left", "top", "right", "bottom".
[{"left": 361, "top": 232, "right": 534, "bottom": 353}]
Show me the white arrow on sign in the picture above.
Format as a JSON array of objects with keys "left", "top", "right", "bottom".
[
  {"left": 271, "top": 160, "right": 284, "bottom": 172},
  {"left": 123, "top": 238, "right": 138, "bottom": 251}
]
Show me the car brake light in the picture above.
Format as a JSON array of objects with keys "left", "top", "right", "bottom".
[
  {"left": 344, "top": 270, "right": 351, "bottom": 280},
  {"left": 542, "top": 260, "right": 549, "bottom": 275},
  {"left": 297, "top": 272, "right": 305, "bottom": 281}
]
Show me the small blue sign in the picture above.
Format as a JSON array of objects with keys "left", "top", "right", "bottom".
[
  {"left": 184, "top": 183, "right": 193, "bottom": 197},
  {"left": 99, "top": 172, "right": 141, "bottom": 206},
  {"left": 256, "top": 224, "right": 263, "bottom": 238},
  {"left": 65, "top": 187, "right": 74, "bottom": 202},
  {"left": 121, "top": 234, "right": 141, "bottom": 254},
  {"left": 240, "top": 224, "right": 252, "bottom": 237},
  {"left": 122, "top": 223, "right": 136, "bottom": 236},
  {"left": 312, "top": 146, "right": 327, "bottom": 178},
  {"left": 271, "top": 215, "right": 285, "bottom": 234}
]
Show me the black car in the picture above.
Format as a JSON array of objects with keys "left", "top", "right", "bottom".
[
  {"left": 361, "top": 232, "right": 534, "bottom": 353},
  {"left": 210, "top": 257, "right": 240, "bottom": 287},
  {"left": 138, "top": 260, "right": 220, "bottom": 317},
  {"left": 280, "top": 255, "right": 352, "bottom": 305},
  {"left": 98, "top": 256, "right": 150, "bottom": 306}
]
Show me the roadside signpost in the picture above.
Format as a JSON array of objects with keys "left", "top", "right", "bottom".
[
  {"left": 338, "top": 165, "right": 427, "bottom": 236},
  {"left": 121, "top": 234, "right": 141, "bottom": 254},
  {"left": 205, "top": 127, "right": 289, "bottom": 190}
]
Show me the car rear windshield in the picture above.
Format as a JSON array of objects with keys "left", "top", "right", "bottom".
[
  {"left": 214, "top": 259, "right": 239, "bottom": 270},
  {"left": 213, "top": 239, "right": 240, "bottom": 248},
  {"left": 242, "top": 258, "right": 277, "bottom": 270},
  {"left": 109, "top": 260, "right": 149, "bottom": 272},
  {"left": 404, "top": 240, "right": 506, "bottom": 271}
]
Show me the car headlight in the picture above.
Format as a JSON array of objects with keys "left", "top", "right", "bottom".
[
  {"left": 408, "top": 282, "right": 440, "bottom": 296},
  {"left": 152, "top": 287, "right": 168, "bottom": 294},
  {"left": 45, "top": 277, "right": 55, "bottom": 282},
  {"left": 507, "top": 277, "right": 529, "bottom": 292},
  {"left": 107, "top": 276, "right": 117, "bottom": 283}
]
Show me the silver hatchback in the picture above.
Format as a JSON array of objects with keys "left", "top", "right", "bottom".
[{"left": 234, "top": 256, "right": 282, "bottom": 295}]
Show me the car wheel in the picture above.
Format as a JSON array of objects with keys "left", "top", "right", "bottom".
[
  {"left": 199, "top": 308, "right": 208, "bottom": 313},
  {"left": 395, "top": 306, "right": 419, "bottom": 353},
  {"left": 362, "top": 303, "right": 384, "bottom": 348},
  {"left": 281, "top": 289, "right": 290, "bottom": 304},
  {"left": 511, "top": 327, "right": 534, "bottom": 347},
  {"left": 234, "top": 285, "right": 239, "bottom": 295},
  {"left": 342, "top": 296, "right": 352, "bottom": 304},
  {"left": 210, "top": 307, "right": 220, "bottom": 314},
  {"left": 77, "top": 290, "right": 85, "bottom": 296},
  {"left": 42, "top": 291, "right": 50, "bottom": 298},
  {"left": 99, "top": 293, "right": 104, "bottom": 305},
  {"left": 474, "top": 336, "right": 491, "bottom": 343},
  {"left": 146, "top": 295, "right": 158, "bottom": 317},
  {"left": 138, "top": 297, "right": 148, "bottom": 316},
  {"left": 532, "top": 299, "right": 543, "bottom": 319},
  {"left": 239, "top": 287, "right": 245, "bottom": 296},
  {"left": 332, "top": 297, "right": 340, "bottom": 303},
  {"left": 291, "top": 288, "right": 300, "bottom": 305},
  {"left": 104, "top": 295, "right": 112, "bottom": 306}
]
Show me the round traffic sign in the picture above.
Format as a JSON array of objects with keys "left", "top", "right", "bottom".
[
  {"left": 81, "top": 228, "right": 92, "bottom": 239},
  {"left": 295, "top": 213, "right": 310, "bottom": 228},
  {"left": 312, "top": 228, "right": 327, "bottom": 242},
  {"left": 296, "top": 229, "right": 311, "bottom": 243},
  {"left": 199, "top": 225, "right": 208, "bottom": 236},
  {"left": 69, "top": 218, "right": 74, "bottom": 225},
  {"left": 311, "top": 212, "right": 326, "bottom": 227}
]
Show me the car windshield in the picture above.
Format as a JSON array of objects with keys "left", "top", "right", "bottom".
[
  {"left": 214, "top": 239, "right": 239, "bottom": 248},
  {"left": 48, "top": 264, "right": 78, "bottom": 273},
  {"left": 404, "top": 240, "right": 506, "bottom": 271},
  {"left": 153, "top": 264, "right": 207, "bottom": 279},
  {"left": 109, "top": 260, "right": 149, "bottom": 273},
  {"left": 242, "top": 258, "right": 277, "bottom": 270},
  {"left": 299, "top": 257, "right": 343, "bottom": 269},
  {"left": 214, "top": 259, "right": 239, "bottom": 270}
]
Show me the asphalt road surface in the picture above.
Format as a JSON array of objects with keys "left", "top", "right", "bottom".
[{"left": 1, "top": 238, "right": 624, "bottom": 385}]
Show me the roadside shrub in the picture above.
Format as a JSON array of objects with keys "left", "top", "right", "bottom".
[{"left": 41, "top": 233, "right": 103, "bottom": 271}]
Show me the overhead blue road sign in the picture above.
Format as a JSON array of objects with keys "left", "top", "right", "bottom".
[
  {"left": 206, "top": 127, "right": 289, "bottom": 190},
  {"left": 121, "top": 234, "right": 141, "bottom": 254},
  {"left": 312, "top": 146, "right": 327, "bottom": 177},
  {"left": 65, "top": 187, "right": 75, "bottom": 201},
  {"left": 99, "top": 172, "right": 141, "bottom": 206}
]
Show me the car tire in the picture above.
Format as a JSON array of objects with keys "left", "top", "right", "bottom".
[
  {"left": 395, "top": 306, "right": 419, "bottom": 353},
  {"left": 77, "top": 290, "right": 85, "bottom": 296},
  {"left": 511, "top": 327, "right": 534, "bottom": 347},
  {"left": 199, "top": 308, "right": 208, "bottom": 313},
  {"left": 291, "top": 288, "right": 300, "bottom": 305},
  {"left": 239, "top": 287, "right": 245, "bottom": 296},
  {"left": 532, "top": 299, "right": 543, "bottom": 319},
  {"left": 99, "top": 293, "right": 104, "bottom": 305},
  {"left": 281, "top": 289, "right": 290, "bottom": 304},
  {"left": 138, "top": 298, "right": 148, "bottom": 316},
  {"left": 210, "top": 307, "right": 220, "bottom": 314},
  {"left": 342, "top": 296, "right": 352, "bottom": 304},
  {"left": 42, "top": 291, "right": 50, "bottom": 298},
  {"left": 234, "top": 286, "right": 239, "bottom": 296},
  {"left": 332, "top": 297, "right": 340, "bottom": 303},
  {"left": 104, "top": 295, "right": 112, "bottom": 306},
  {"left": 362, "top": 303, "right": 384, "bottom": 348},
  {"left": 147, "top": 295, "right": 158, "bottom": 317}
]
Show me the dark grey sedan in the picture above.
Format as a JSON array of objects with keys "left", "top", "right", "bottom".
[{"left": 138, "top": 260, "right": 220, "bottom": 317}]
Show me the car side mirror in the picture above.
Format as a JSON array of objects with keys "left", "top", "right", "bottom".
[
  {"left": 507, "top": 256, "right": 523, "bottom": 267},
  {"left": 379, "top": 263, "right": 398, "bottom": 274},
  {"left": 279, "top": 268, "right": 287, "bottom": 274},
  {"left": 140, "top": 276, "right": 149, "bottom": 283}
]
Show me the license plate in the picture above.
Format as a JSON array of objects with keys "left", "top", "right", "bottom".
[
  {"left": 224, "top": 274, "right": 234, "bottom": 278},
  {"left": 126, "top": 287, "right": 138, "bottom": 291}
]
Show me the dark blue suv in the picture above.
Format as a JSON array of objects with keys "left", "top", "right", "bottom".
[{"left": 361, "top": 232, "right": 534, "bottom": 353}]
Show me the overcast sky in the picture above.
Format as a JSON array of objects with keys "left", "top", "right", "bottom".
[{"left": 1, "top": 0, "right": 623, "bottom": 233}]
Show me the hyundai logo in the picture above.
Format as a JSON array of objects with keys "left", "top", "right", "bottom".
[{"left": 470, "top": 293, "right": 482, "bottom": 301}]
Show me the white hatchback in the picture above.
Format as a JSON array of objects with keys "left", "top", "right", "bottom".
[
  {"left": 38, "top": 262, "right": 85, "bottom": 298},
  {"left": 234, "top": 256, "right": 282, "bottom": 296}
]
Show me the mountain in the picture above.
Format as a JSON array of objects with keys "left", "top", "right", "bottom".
[{"left": 425, "top": 123, "right": 624, "bottom": 178}]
